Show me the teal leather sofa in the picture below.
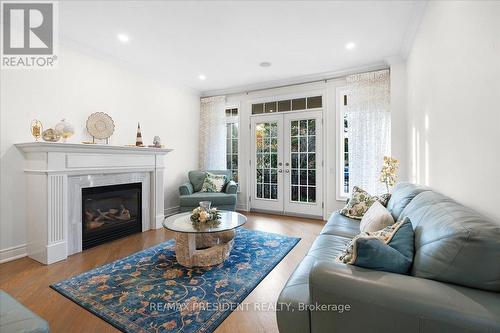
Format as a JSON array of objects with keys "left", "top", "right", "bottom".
[
  {"left": 276, "top": 182, "right": 500, "bottom": 333},
  {"left": 0, "top": 290, "right": 50, "bottom": 333},
  {"left": 179, "top": 170, "right": 237, "bottom": 212}
]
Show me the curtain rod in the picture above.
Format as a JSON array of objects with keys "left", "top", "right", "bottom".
[{"left": 201, "top": 66, "right": 390, "bottom": 99}]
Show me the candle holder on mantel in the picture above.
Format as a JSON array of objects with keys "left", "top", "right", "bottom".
[{"left": 30, "top": 119, "right": 43, "bottom": 142}]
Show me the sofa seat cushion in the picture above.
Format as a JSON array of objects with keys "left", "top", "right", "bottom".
[
  {"left": 276, "top": 234, "right": 350, "bottom": 333},
  {"left": 321, "top": 212, "right": 360, "bottom": 238},
  {"left": 386, "top": 182, "right": 430, "bottom": 221},
  {"left": 179, "top": 192, "right": 236, "bottom": 207},
  {"left": 0, "top": 290, "right": 49, "bottom": 333},
  {"left": 402, "top": 191, "right": 500, "bottom": 292}
]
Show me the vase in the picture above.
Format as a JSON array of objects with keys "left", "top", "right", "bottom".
[
  {"left": 199, "top": 201, "right": 212, "bottom": 212},
  {"left": 55, "top": 119, "right": 75, "bottom": 142}
]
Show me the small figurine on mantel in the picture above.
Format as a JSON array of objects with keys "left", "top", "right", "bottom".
[
  {"left": 150, "top": 136, "right": 162, "bottom": 148},
  {"left": 135, "top": 122, "right": 144, "bottom": 147}
]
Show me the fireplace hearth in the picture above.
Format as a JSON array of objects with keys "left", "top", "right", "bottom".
[{"left": 82, "top": 182, "right": 142, "bottom": 250}]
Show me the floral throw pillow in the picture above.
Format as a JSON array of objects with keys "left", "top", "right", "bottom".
[
  {"left": 340, "top": 186, "right": 391, "bottom": 219},
  {"left": 201, "top": 172, "right": 227, "bottom": 193}
]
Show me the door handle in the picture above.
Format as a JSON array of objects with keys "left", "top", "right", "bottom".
[
  {"left": 285, "top": 162, "right": 289, "bottom": 166},
  {"left": 278, "top": 162, "right": 283, "bottom": 166},
  {"left": 285, "top": 169, "right": 290, "bottom": 173},
  {"left": 278, "top": 169, "right": 283, "bottom": 173}
]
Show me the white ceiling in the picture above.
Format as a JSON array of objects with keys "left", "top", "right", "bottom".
[{"left": 60, "top": 1, "right": 425, "bottom": 94}]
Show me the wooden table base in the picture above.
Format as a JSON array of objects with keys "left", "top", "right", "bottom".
[{"left": 174, "top": 230, "right": 236, "bottom": 267}]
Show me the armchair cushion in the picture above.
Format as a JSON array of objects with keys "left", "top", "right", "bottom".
[
  {"left": 179, "top": 192, "right": 237, "bottom": 207},
  {"left": 179, "top": 182, "right": 193, "bottom": 196},
  {"left": 225, "top": 180, "right": 238, "bottom": 194}
]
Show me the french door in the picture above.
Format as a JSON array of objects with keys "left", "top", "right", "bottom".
[{"left": 250, "top": 111, "right": 323, "bottom": 217}]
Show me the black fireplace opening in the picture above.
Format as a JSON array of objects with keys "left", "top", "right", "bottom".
[{"left": 82, "top": 182, "right": 142, "bottom": 250}]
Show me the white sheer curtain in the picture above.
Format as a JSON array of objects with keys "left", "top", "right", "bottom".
[
  {"left": 199, "top": 96, "right": 227, "bottom": 170},
  {"left": 346, "top": 69, "right": 391, "bottom": 195}
]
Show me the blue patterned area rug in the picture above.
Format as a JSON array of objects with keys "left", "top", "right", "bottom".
[{"left": 51, "top": 228, "right": 300, "bottom": 333}]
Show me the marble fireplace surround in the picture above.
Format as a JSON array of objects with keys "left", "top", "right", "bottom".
[{"left": 16, "top": 142, "right": 173, "bottom": 265}]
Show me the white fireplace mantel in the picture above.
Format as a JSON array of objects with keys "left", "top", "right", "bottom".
[{"left": 16, "top": 142, "right": 173, "bottom": 264}]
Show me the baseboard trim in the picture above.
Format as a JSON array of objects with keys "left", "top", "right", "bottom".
[
  {"left": 164, "top": 206, "right": 180, "bottom": 217},
  {"left": 249, "top": 208, "right": 324, "bottom": 220},
  {"left": 0, "top": 244, "right": 27, "bottom": 264},
  {"left": 236, "top": 203, "right": 248, "bottom": 211}
]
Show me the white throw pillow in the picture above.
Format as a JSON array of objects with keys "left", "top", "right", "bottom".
[{"left": 359, "top": 201, "right": 394, "bottom": 232}]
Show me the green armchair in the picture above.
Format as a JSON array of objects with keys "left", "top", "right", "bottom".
[{"left": 179, "top": 170, "right": 238, "bottom": 212}]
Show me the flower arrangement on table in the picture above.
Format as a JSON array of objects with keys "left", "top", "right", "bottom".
[
  {"left": 190, "top": 206, "right": 221, "bottom": 228},
  {"left": 379, "top": 156, "right": 399, "bottom": 193}
]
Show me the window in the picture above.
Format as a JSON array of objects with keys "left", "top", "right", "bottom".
[
  {"left": 338, "top": 91, "right": 350, "bottom": 197},
  {"left": 225, "top": 108, "right": 239, "bottom": 182},
  {"left": 251, "top": 95, "right": 322, "bottom": 115}
]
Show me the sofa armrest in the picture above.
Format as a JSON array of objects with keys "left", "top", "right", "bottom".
[
  {"left": 309, "top": 261, "right": 500, "bottom": 333},
  {"left": 225, "top": 180, "right": 238, "bottom": 194},
  {"left": 179, "top": 182, "right": 194, "bottom": 195}
]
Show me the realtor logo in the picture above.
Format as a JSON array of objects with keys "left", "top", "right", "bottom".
[{"left": 1, "top": 1, "right": 58, "bottom": 69}]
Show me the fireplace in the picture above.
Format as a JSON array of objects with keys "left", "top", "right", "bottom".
[{"left": 82, "top": 182, "right": 142, "bottom": 250}]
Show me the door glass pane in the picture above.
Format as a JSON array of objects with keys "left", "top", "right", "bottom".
[
  {"left": 291, "top": 121, "right": 299, "bottom": 136},
  {"left": 271, "top": 169, "right": 278, "bottom": 184},
  {"left": 290, "top": 118, "right": 317, "bottom": 203},
  {"left": 264, "top": 184, "right": 270, "bottom": 199},
  {"left": 308, "top": 119, "right": 315, "bottom": 135},
  {"left": 291, "top": 153, "right": 298, "bottom": 168},
  {"left": 291, "top": 169, "right": 298, "bottom": 185},
  {"left": 271, "top": 185, "right": 278, "bottom": 200},
  {"left": 255, "top": 122, "right": 278, "bottom": 200},
  {"left": 291, "top": 186, "right": 298, "bottom": 201}
]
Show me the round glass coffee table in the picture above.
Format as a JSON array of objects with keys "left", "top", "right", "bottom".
[{"left": 163, "top": 211, "right": 247, "bottom": 267}]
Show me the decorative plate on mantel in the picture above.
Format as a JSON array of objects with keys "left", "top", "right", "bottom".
[{"left": 86, "top": 112, "right": 115, "bottom": 140}]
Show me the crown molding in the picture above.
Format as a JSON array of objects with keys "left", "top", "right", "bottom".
[{"left": 201, "top": 62, "right": 389, "bottom": 98}]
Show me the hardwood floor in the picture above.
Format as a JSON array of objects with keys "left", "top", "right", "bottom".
[{"left": 0, "top": 212, "right": 324, "bottom": 333}]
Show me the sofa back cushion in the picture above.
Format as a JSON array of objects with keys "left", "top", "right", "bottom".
[
  {"left": 188, "top": 170, "right": 232, "bottom": 192},
  {"left": 386, "top": 182, "right": 430, "bottom": 220},
  {"left": 401, "top": 191, "right": 500, "bottom": 291}
]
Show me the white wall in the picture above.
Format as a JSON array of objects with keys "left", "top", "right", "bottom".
[
  {"left": 406, "top": 1, "right": 500, "bottom": 220},
  {"left": 389, "top": 60, "right": 408, "bottom": 181},
  {"left": 0, "top": 45, "right": 200, "bottom": 260}
]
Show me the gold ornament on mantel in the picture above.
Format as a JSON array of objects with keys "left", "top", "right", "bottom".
[
  {"left": 30, "top": 119, "right": 43, "bottom": 142},
  {"left": 42, "top": 128, "right": 61, "bottom": 142},
  {"left": 379, "top": 156, "right": 399, "bottom": 193}
]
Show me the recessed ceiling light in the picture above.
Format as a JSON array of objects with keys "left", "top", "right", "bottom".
[
  {"left": 198, "top": 74, "right": 206, "bottom": 81},
  {"left": 117, "top": 34, "right": 130, "bottom": 43},
  {"left": 259, "top": 62, "right": 272, "bottom": 68},
  {"left": 345, "top": 42, "right": 356, "bottom": 50}
]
